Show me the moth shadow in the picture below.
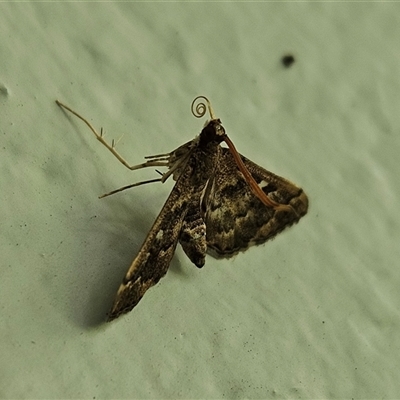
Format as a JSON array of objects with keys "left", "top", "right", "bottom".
[
  {"left": 70, "top": 197, "right": 159, "bottom": 329},
  {"left": 167, "top": 252, "right": 191, "bottom": 278}
]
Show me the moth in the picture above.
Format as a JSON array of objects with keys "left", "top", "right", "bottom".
[{"left": 56, "top": 96, "right": 308, "bottom": 321}]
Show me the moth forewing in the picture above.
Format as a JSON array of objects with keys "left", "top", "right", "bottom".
[
  {"left": 204, "top": 148, "right": 308, "bottom": 256},
  {"left": 108, "top": 179, "right": 188, "bottom": 320},
  {"left": 56, "top": 96, "right": 308, "bottom": 322}
]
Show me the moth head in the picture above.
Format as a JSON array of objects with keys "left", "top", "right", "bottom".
[{"left": 191, "top": 96, "right": 226, "bottom": 143}]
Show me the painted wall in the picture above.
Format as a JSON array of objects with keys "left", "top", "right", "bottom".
[{"left": 1, "top": 3, "right": 399, "bottom": 398}]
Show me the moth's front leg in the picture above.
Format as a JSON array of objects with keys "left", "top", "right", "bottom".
[{"left": 179, "top": 199, "right": 207, "bottom": 268}]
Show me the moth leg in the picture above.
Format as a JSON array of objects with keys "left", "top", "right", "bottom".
[
  {"left": 99, "top": 177, "right": 163, "bottom": 198},
  {"left": 98, "top": 153, "right": 192, "bottom": 198},
  {"left": 56, "top": 100, "right": 170, "bottom": 171}
]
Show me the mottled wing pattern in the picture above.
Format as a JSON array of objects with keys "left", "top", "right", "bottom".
[
  {"left": 204, "top": 148, "right": 308, "bottom": 256},
  {"left": 108, "top": 183, "right": 189, "bottom": 321}
]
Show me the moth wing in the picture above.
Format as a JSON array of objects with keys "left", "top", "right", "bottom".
[
  {"left": 108, "top": 184, "right": 188, "bottom": 321},
  {"left": 204, "top": 148, "right": 308, "bottom": 256}
]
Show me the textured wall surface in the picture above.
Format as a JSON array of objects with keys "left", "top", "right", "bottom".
[{"left": 1, "top": 3, "right": 400, "bottom": 398}]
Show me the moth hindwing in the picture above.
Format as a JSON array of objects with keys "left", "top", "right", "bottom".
[{"left": 55, "top": 96, "right": 308, "bottom": 321}]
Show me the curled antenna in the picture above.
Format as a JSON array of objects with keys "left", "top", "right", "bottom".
[{"left": 191, "top": 96, "right": 216, "bottom": 120}]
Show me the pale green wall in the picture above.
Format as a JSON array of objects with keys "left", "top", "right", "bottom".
[{"left": 1, "top": 2, "right": 400, "bottom": 398}]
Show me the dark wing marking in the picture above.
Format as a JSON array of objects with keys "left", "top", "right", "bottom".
[{"left": 204, "top": 148, "right": 308, "bottom": 256}]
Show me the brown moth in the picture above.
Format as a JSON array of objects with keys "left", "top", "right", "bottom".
[{"left": 56, "top": 97, "right": 308, "bottom": 321}]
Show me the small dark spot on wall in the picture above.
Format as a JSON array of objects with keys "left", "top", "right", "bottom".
[{"left": 281, "top": 54, "right": 295, "bottom": 68}]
